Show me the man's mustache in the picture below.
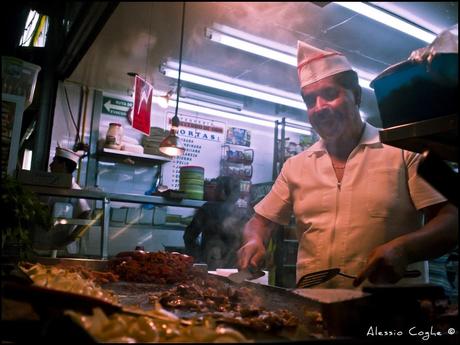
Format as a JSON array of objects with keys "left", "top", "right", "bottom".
[{"left": 310, "top": 107, "right": 335, "bottom": 123}]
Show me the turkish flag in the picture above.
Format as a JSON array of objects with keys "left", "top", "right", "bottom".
[{"left": 132, "top": 75, "right": 153, "bottom": 135}]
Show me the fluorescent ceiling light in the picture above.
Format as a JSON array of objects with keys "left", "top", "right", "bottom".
[
  {"left": 179, "top": 101, "right": 312, "bottom": 136},
  {"left": 333, "top": 2, "right": 436, "bottom": 43},
  {"left": 210, "top": 24, "right": 298, "bottom": 55},
  {"left": 369, "top": 2, "right": 445, "bottom": 35},
  {"left": 206, "top": 27, "right": 297, "bottom": 66},
  {"left": 181, "top": 87, "right": 244, "bottom": 110},
  {"left": 161, "top": 61, "right": 307, "bottom": 110},
  {"left": 155, "top": 93, "right": 312, "bottom": 136},
  {"left": 206, "top": 25, "right": 373, "bottom": 90}
]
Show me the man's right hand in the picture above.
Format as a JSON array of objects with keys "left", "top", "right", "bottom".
[
  {"left": 237, "top": 213, "right": 277, "bottom": 270},
  {"left": 237, "top": 237, "right": 266, "bottom": 270}
]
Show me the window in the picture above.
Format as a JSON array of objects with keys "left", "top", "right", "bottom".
[{"left": 19, "top": 10, "right": 49, "bottom": 47}]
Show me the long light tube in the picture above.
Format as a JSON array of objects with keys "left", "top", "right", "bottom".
[
  {"left": 157, "top": 91, "right": 369, "bottom": 133},
  {"left": 178, "top": 101, "right": 311, "bottom": 136},
  {"left": 207, "top": 28, "right": 297, "bottom": 66},
  {"left": 333, "top": 2, "right": 436, "bottom": 43},
  {"left": 181, "top": 87, "right": 244, "bottom": 110},
  {"left": 161, "top": 65, "right": 368, "bottom": 126},
  {"left": 161, "top": 61, "right": 307, "bottom": 110},
  {"left": 156, "top": 94, "right": 312, "bottom": 136},
  {"left": 205, "top": 26, "right": 373, "bottom": 90}
]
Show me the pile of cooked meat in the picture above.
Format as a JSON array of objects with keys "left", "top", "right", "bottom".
[
  {"left": 149, "top": 275, "right": 299, "bottom": 332},
  {"left": 108, "top": 250, "right": 194, "bottom": 284},
  {"left": 107, "top": 251, "right": 300, "bottom": 333}
]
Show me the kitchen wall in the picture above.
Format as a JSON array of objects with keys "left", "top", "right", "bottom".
[{"left": 49, "top": 81, "right": 307, "bottom": 256}]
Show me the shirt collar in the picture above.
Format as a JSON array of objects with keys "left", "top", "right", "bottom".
[
  {"left": 305, "top": 122, "right": 382, "bottom": 156},
  {"left": 359, "top": 122, "right": 381, "bottom": 145}
]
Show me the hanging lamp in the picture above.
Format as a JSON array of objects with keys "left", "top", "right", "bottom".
[{"left": 159, "top": 2, "right": 186, "bottom": 156}]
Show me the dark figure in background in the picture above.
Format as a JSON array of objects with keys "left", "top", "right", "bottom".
[{"left": 184, "top": 176, "right": 251, "bottom": 270}]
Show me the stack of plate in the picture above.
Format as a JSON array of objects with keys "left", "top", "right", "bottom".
[
  {"left": 142, "top": 127, "right": 168, "bottom": 156},
  {"left": 179, "top": 166, "right": 205, "bottom": 200}
]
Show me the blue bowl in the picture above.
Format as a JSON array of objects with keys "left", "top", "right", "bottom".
[{"left": 370, "top": 53, "right": 458, "bottom": 128}]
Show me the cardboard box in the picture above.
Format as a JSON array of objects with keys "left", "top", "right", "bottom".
[
  {"left": 110, "top": 208, "right": 127, "bottom": 223},
  {"left": 126, "top": 208, "right": 140, "bottom": 224},
  {"left": 139, "top": 208, "right": 154, "bottom": 225},
  {"left": 153, "top": 206, "right": 167, "bottom": 225}
]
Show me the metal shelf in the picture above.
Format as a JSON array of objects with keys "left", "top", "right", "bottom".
[
  {"left": 115, "top": 223, "right": 187, "bottom": 231},
  {"left": 98, "top": 147, "right": 171, "bottom": 164},
  {"left": 379, "top": 114, "right": 458, "bottom": 162},
  {"left": 28, "top": 186, "right": 206, "bottom": 208}
]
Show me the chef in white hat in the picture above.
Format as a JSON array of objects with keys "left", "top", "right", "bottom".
[
  {"left": 237, "top": 41, "right": 457, "bottom": 289},
  {"left": 50, "top": 147, "right": 81, "bottom": 174},
  {"left": 34, "top": 146, "right": 91, "bottom": 255}
]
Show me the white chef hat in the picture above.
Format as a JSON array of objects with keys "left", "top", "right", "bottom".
[
  {"left": 55, "top": 147, "right": 80, "bottom": 165},
  {"left": 297, "top": 40, "right": 353, "bottom": 88}
]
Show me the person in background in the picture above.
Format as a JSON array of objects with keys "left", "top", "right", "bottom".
[
  {"left": 184, "top": 175, "right": 252, "bottom": 270},
  {"left": 33, "top": 147, "right": 91, "bottom": 255},
  {"left": 237, "top": 40, "right": 458, "bottom": 289}
]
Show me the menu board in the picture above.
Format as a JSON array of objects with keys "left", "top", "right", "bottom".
[{"left": 162, "top": 113, "right": 226, "bottom": 190}]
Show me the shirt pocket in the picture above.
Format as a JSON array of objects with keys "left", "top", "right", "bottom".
[
  {"left": 366, "top": 168, "right": 401, "bottom": 218},
  {"left": 297, "top": 223, "right": 323, "bottom": 261}
]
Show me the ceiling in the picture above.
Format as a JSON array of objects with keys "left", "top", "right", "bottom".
[{"left": 69, "top": 2, "right": 458, "bottom": 128}]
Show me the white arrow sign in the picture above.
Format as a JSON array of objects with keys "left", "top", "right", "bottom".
[{"left": 104, "top": 100, "right": 130, "bottom": 113}]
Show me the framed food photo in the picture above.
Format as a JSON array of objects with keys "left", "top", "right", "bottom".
[{"left": 225, "top": 127, "right": 251, "bottom": 147}]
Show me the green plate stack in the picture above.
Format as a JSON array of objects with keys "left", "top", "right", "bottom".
[{"left": 179, "top": 166, "right": 205, "bottom": 200}]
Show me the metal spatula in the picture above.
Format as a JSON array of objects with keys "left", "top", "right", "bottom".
[
  {"left": 296, "top": 268, "right": 421, "bottom": 289},
  {"left": 228, "top": 268, "right": 265, "bottom": 284}
]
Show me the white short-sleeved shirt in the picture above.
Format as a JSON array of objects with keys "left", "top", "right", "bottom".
[
  {"left": 255, "top": 123, "right": 446, "bottom": 288},
  {"left": 45, "top": 178, "right": 91, "bottom": 218},
  {"left": 69, "top": 180, "right": 91, "bottom": 217}
]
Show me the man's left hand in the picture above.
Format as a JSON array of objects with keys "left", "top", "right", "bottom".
[{"left": 353, "top": 239, "right": 409, "bottom": 286}]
